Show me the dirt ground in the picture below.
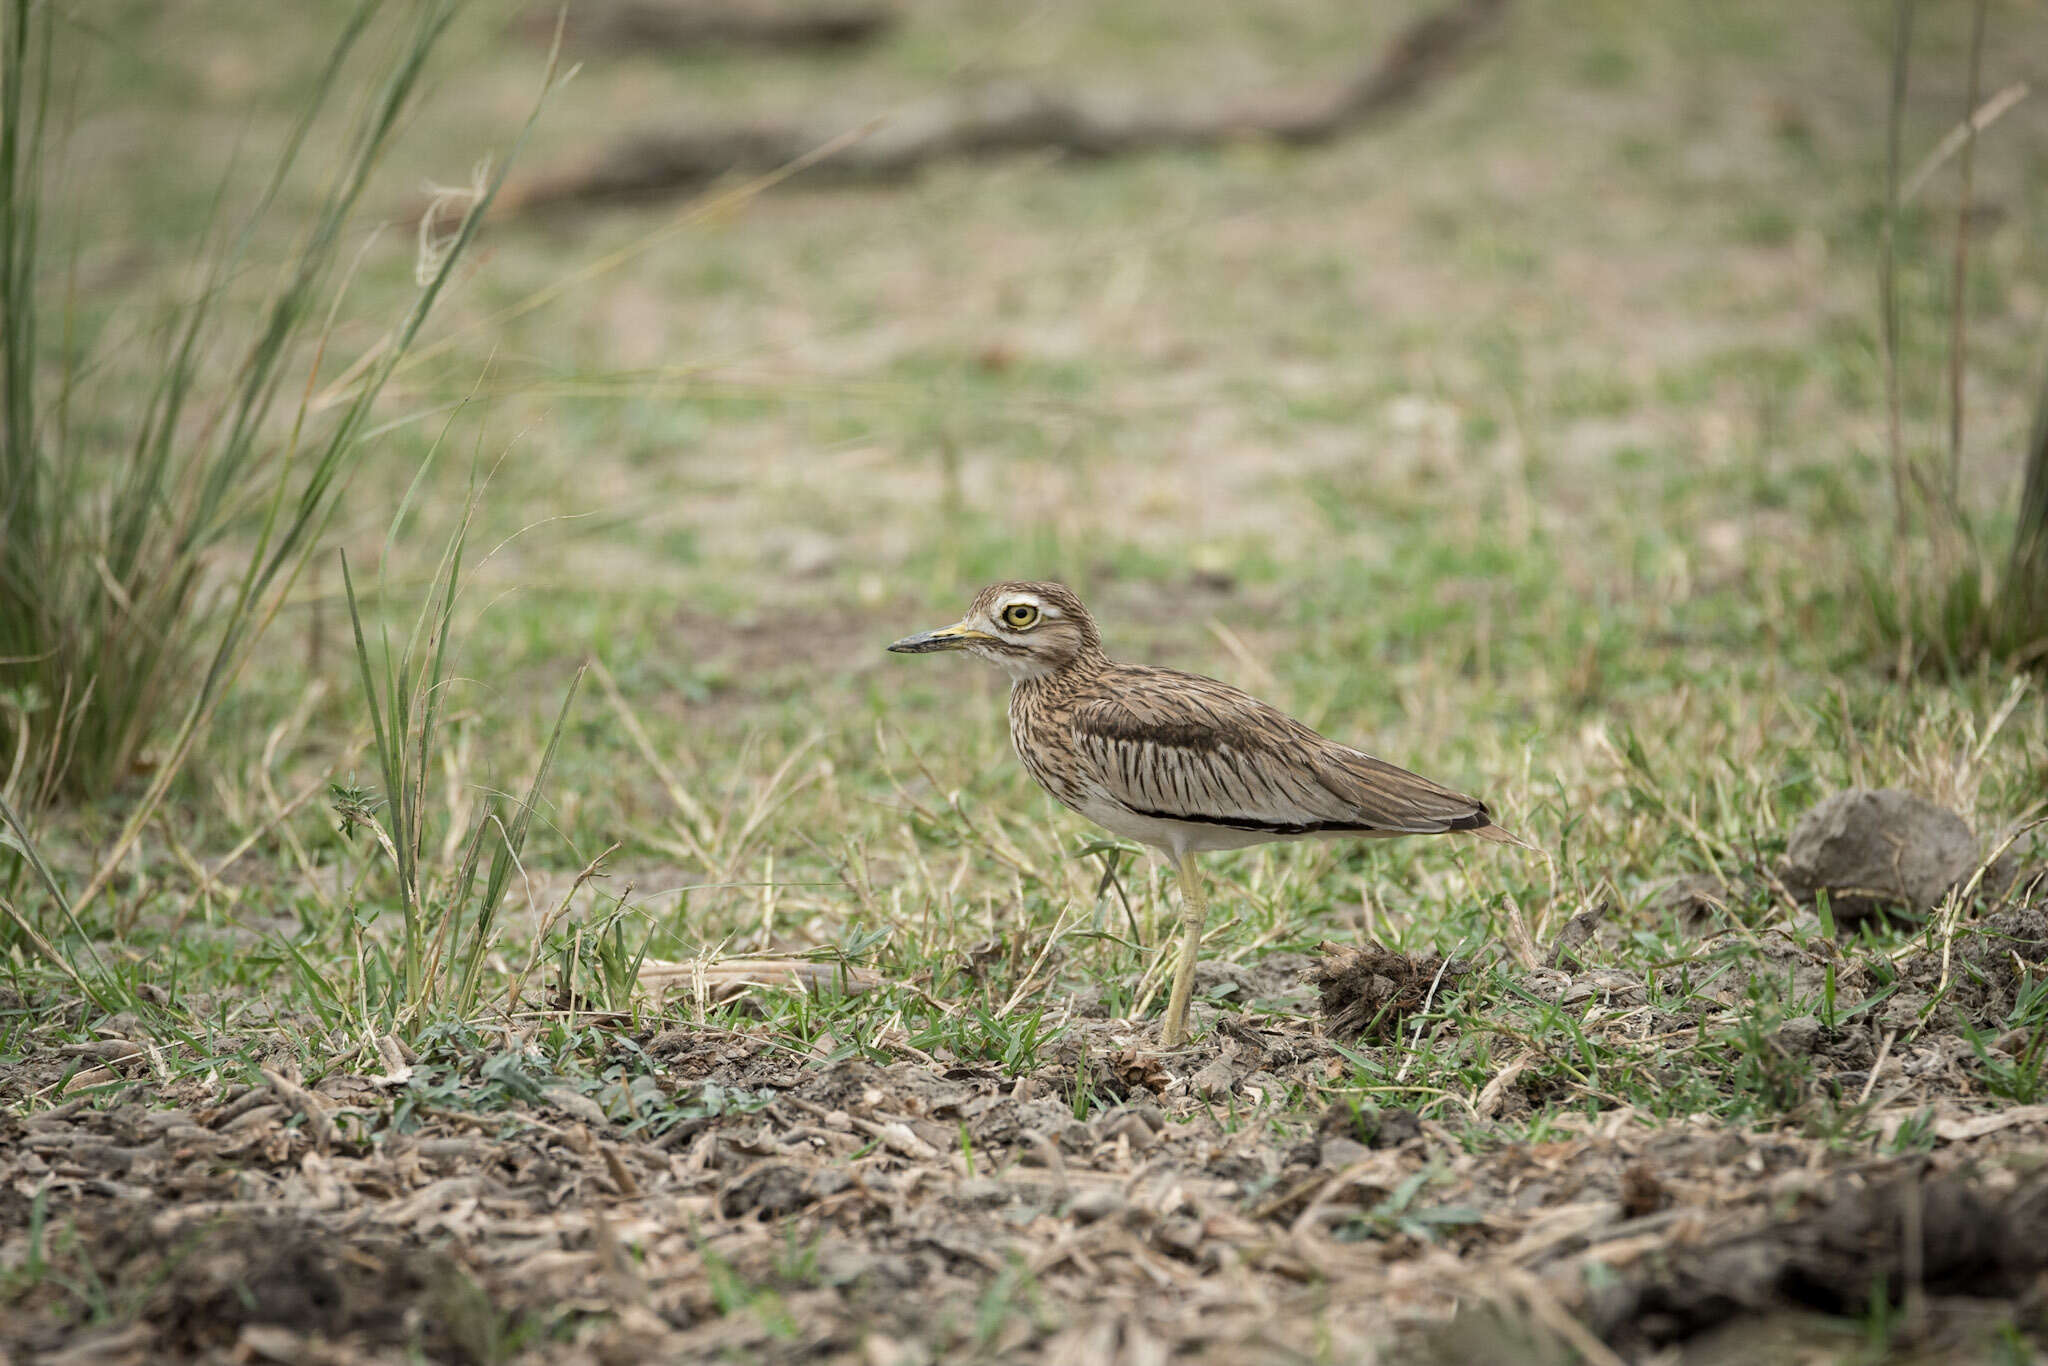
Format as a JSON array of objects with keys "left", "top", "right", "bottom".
[{"left": 8, "top": 891, "right": 2048, "bottom": 1365}]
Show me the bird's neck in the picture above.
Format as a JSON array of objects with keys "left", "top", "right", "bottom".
[{"left": 1009, "top": 648, "right": 1109, "bottom": 692}]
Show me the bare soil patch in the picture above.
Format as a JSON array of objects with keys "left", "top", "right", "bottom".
[{"left": 9, "top": 936, "right": 2048, "bottom": 1365}]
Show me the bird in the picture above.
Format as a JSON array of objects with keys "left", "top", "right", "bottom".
[{"left": 887, "top": 580, "right": 1523, "bottom": 1048}]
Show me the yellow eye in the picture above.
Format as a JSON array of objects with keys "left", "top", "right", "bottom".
[{"left": 1001, "top": 602, "right": 1040, "bottom": 629}]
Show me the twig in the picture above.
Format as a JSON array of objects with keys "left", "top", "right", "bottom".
[
  {"left": 1858, "top": 1029, "right": 1897, "bottom": 1107},
  {"left": 515, "top": 0, "right": 896, "bottom": 54},
  {"left": 1900, "top": 81, "right": 2027, "bottom": 206},
  {"left": 486, "top": 0, "right": 1513, "bottom": 214}
]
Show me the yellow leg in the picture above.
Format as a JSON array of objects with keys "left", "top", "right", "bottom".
[{"left": 1160, "top": 851, "right": 1208, "bottom": 1048}]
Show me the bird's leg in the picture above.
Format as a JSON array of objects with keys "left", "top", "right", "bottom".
[{"left": 1160, "top": 851, "right": 1209, "bottom": 1048}]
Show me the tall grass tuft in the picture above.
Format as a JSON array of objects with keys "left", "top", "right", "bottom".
[
  {"left": 1866, "top": 0, "right": 2048, "bottom": 675},
  {"left": 0, "top": 1, "right": 567, "bottom": 921},
  {"left": 335, "top": 457, "right": 585, "bottom": 1032}
]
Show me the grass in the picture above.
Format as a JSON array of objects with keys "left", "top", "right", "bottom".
[
  {"left": 4, "top": 0, "right": 2048, "bottom": 1359},
  {"left": 1863, "top": 0, "right": 2048, "bottom": 675},
  {"left": 0, "top": 0, "right": 561, "bottom": 966},
  {"left": 334, "top": 446, "right": 587, "bottom": 1035}
]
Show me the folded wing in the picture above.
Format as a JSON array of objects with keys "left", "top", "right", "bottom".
[{"left": 1071, "top": 668, "right": 1496, "bottom": 837}]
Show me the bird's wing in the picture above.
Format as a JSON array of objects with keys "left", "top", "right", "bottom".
[{"left": 1070, "top": 670, "right": 1494, "bottom": 837}]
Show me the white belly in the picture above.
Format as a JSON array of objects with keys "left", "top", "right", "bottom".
[{"left": 1069, "top": 791, "right": 1304, "bottom": 855}]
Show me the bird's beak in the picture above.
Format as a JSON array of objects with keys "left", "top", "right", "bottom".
[{"left": 887, "top": 620, "right": 992, "bottom": 653}]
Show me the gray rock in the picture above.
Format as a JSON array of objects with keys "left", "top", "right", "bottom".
[
  {"left": 1782, "top": 788, "right": 2005, "bottom": 924},
  {"left": 1769, "top": 1016, "right": 1825, "bottom": 1057},
  {"left": 1188, "top": 1058, "right": 1236, "bottom": 1099}
]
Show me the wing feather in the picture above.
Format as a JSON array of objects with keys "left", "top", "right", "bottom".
[{"left": 1071, "top": 668, "right": 1494, "bottom": 837}]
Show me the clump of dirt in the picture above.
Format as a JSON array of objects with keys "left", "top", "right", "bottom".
[
  {"left": 6, "top": 1210, "right": 478, "bottom": 1363},
  {"left": 1781, "top": 788, "right": 2010, "bottom": 926},
  {"left": 1892, "top": 903, "right": 2048, "bottom": 1033},
  {"left": 1588, "top": 1173, "right": 2048, "bottom": 1355},
  {"left": 1309, "top": 941, "right": 1472, "bottom": 1042}
]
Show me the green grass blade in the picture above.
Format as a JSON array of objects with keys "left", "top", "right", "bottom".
[{"left": 473, "top": 664, "right": 587, "bottom": 949}]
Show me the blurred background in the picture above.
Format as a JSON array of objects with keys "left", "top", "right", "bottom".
[{"left": 8, "top": 0, "right": 2047, "bottom": 930}]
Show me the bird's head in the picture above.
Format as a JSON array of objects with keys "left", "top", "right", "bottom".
[{"left": 887, "top": 581, "right": 1102, "bottom": 680}]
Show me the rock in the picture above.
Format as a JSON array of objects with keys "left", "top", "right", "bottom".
[
  {"left": 1781, "top": 788, "right": 2008, "bottom": 925},
  {"left": 1188, "top": 1058, "right": 1236, "bottom": 1099},
  {"left": 1768, "top": 1016, "right": 1825, "bottom": 1057}
]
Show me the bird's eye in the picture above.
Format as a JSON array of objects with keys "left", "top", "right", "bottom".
[{"left": 1001, "top": 603, "right": 1040, "bottom": 629}]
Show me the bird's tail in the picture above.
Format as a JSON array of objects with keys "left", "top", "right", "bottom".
[{"left": 1467, "top": 818, "right": 1539, "bottom": 852}]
